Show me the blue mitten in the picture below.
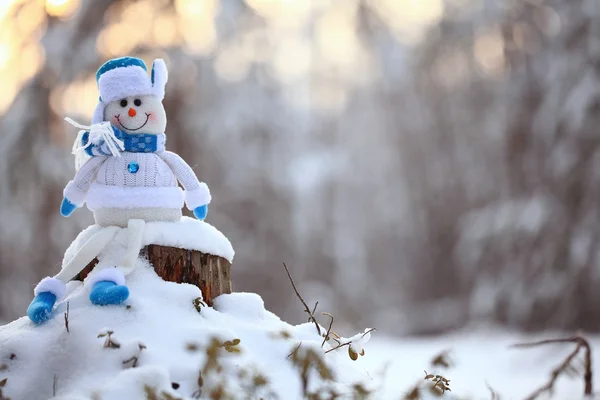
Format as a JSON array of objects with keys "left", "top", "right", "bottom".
[
  {"left": 90, "top": 281, "right": 129, "bottom": 306},
  {"left": 60, "top": 198, "right": 77, "bottom": 217},
  {"left": 193, "top": 204, "right": 208, "bottom": 220},
  {"left": 27, "top": 292, "right": 57, "bottom": 324}
]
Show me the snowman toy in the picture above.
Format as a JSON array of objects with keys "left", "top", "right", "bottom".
[{"left": 27, "top": 57, "right": 211, "bottom": 324}]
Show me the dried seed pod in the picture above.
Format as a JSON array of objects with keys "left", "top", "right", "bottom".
[{"left": 348, "top": 347, "right": 358, "bottom": 361}]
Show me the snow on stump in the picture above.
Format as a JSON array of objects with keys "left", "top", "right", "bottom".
[{"left": 68, "top": 217, "right": 235, "bottom": 306}]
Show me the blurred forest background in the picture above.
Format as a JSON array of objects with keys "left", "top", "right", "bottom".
[{"left": 0, "top": 0, "right": 598, "bottom": 336}]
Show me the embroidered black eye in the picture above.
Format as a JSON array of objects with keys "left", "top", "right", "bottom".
[
  {"left": 120, "top": 99, "right": 128, "bottom": 107},
  {"left": 134, "top": 99, "right": 142, "bottom": 106}
]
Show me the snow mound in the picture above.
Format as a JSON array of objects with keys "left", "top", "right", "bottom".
[
  {"left": 64, "top": 217, "right": 235, "bottom": 265},
  {"left": 0, "top": 264, "right": 371, "bottom": 399}
]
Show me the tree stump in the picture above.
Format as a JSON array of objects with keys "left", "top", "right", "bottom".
[{"left": 75, "top": 245, "right": 232, "bottom": 306}]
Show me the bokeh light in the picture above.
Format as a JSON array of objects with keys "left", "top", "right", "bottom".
[
  {"left": 474, "top": 26, "right": 506, "bottom": 78},
  {"left": 0, "top": 0, "right": 475, "bottom": 115},
  {"left": 368, "top": 0, "right": 445, "bottom": 45},
  {"left": 45, "top": 0, "right": 80, "bottom": 19}
]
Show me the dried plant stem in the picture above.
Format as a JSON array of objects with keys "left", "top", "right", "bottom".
[
  {"left": 324, "top": 342, "right": 351, "bottom": 354},
  {"left": 512, "top": 336, "right": 592, "bottom": 399},
  {"left": 98, "top": 330, "right": 120, "bottom": 349},
  {"left": 321, "top": 313, "right": 334, "bottom": 348},
  {"left": 287, "top": 342, "right": 302, "bottom": 359},
  {"left": 282, "top": 262, "right": 321, "bottom": 335},
  {"left": 485, "top": 381, "right": 500, "bottom": 400},
  {"left": 324, "top": 328, "right": 377, "bottom": 354},
  {"left": 64, "top": 302, "right": 70, "bottom": 334},
  {"left": 122, "top": 344, "right": 146, "bottom": 368}
]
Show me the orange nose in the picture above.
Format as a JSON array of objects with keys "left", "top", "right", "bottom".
[{"left": 128, "top": 108, "right": 137, "bottom": 117}]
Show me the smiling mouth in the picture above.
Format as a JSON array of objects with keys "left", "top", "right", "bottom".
[{"left": 116, "top": 114, "right": 150, "bottom": 131}]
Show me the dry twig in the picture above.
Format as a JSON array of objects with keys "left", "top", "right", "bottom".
[
  {"left": 123, "top": 344, "right": 146, "bottom": 368},
  {"left": 512, "top": 336, "right": 592, "bottom": 399},
  {"left": 282, "top": 263, "right": 321, "bottom": 335},
  {"left": 321, "top": 313, "right": 334, "bottom": 348},
  {"left": 287, "top": 342, "right": 302, "bottom": 359},
  {"left": 64, "top": 303, "right": 70, "bottom": 334},
  {"left": 324, "top": 328, "right": 377, "bottom": 354},
  {"left": 98, "top": 330, "right": 120, "bottom": 349},
  {"left": 0, "top": 378, "right": 8, "bottom": 400},
  {"left": 486, "top": 381, "right": 500, "bottom": 400}
]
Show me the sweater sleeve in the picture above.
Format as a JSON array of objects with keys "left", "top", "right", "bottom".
[
  {"left": 63, "top": 156, "right": 107, "bottom": 206},
  {"left": 157, "top": 151, "right": 211, "bottom": 210}
]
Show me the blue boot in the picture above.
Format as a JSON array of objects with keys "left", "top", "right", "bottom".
[
  {"left": 27, "top": 292, "right": 57, "bottom": 324},
  {"left": 193, "top": 204, "right": 208, "bottom": 220},
  {"left": 90, "top": 281, "right": 129, "bottom": 306}
]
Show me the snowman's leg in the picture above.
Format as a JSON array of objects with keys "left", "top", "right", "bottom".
[
  {"left": 89, "top": 280, "right": 129, "bottom": 306},
  {"left": 54, "top": 226, "right": 121, "bottom": 283},
  {"left": 28, "top": 226, "right": 121, "bottom": 324},
  {"left": 27, "top": 292, "right": 57, "bottom": 324},
  {"left": 88, "top": 219, "right": 145, "bottom": 306},
  {"left": 120, "top": 219, "right": 145, "bottom": 273}
]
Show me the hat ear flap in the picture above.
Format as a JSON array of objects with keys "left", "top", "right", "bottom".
[
  {"left": 151, "top": 59, "right": 168, "bottom": 100},
  {"left": 91, "top": 100, "right": 105, "bottom": 125}
]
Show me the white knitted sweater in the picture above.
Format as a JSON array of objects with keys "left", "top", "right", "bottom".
[{"left": 64, "top": 151, "right": 211, "bottom": 212}]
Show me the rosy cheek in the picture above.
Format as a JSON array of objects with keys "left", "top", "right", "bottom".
[
  {"left": 112, "top": 115, "right": 119, "bottom": 124},
  {"left": 148, "top": 113, "right": 157, "bottom": 121}
]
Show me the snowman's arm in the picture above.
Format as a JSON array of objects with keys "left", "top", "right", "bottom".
[
  {"left": 63, "top": 156, "right": 107, "bottom": 206},
  {"left": 157, "top": 151, "right": 211, "bottom": 210}
]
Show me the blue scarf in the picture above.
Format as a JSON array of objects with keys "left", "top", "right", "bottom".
[{"left": 82, "top": 126, "right": 166, "bottom": 155}]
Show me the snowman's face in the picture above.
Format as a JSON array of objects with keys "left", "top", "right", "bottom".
[{"left": 104, "top": 95, "right": 166, "bottom": 135}]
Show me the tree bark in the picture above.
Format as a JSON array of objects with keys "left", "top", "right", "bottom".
[{"left": 75, "top": 245, "right": 232, "bottom": 306}]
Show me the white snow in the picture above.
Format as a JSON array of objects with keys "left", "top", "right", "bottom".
[
  {"left": 342, "top": 328, "right": 373, "bottom": 357},
  {"left": 360, "top": 329, "right": 600, "bottom": 399},
  {"left": 0, "top": 262, "right": 371, "bottom": 400},
  {"left": 63, "top": 217, "right": 235, "bottom": 266}
]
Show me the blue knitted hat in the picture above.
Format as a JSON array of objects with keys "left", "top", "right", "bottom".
[{"left": 91, "top": 56, "right": 168, "bottom": 124}]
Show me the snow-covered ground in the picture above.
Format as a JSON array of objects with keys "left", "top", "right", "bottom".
[
  {"left": 0, "top": 216, "right": 595, "bottom": 399},
  {"left": 361, "top": 329, "right": 598, "bottom": 399},
  {"left": 1, "top": 265, "right": 596, "bottom": 400},
  {"left": 0, "top": 263, "right": 373, "bottom": 400}
]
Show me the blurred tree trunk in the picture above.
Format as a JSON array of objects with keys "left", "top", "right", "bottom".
[
  {"left": 0, "top": 0, "right": 114, "bottom": 320},
  {"left": 501, "top": 0, "right": 600, "bottom": 330}
]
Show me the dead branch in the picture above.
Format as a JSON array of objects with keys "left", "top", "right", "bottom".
[
  {"left": 430, "top": 349, "right": 452, "bottom": 368},
  {"left": 287, "top": 342, "right": 302, "bottom": 359},
  {"left": 0, "top": 378, "right": 8, "bottom": 400},
  {"left": 485, "top": 381, "right": 500, "bottom": 400},
  {"left": 321, "top": 313, "right": 334, "bottom": 348},
  {"left": 98, "top": 330, "right": 120, "bottom": 349},
  {"left": 123, "top": 344, "right": 146, "bottom": 368},
  {"left": 328, "top": 330, "right": 342, "bottom": 345},
  {"left": 282, "top": 263, "right": 321, "bottom": 335},
  {"left": 360, "top": 328, "right": 377, "bottom": 339},
  {"left": 324, "top": 342, "right": 351, "bottom": 354},
  {"left": 512, "top": 336, "right": 592, "bottom": 399},
  {"left": 64, "top": 302, "right": 70, "bottom": 334},
  {"left": 324, "top": 328, "right": 377, "bottom": 354}
]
